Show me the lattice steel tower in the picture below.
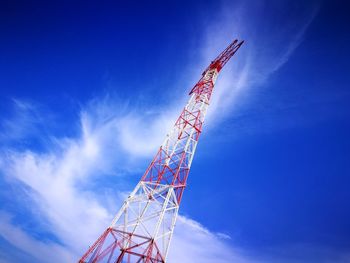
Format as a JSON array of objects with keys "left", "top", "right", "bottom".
[{"left": 79, "top": 39, "right": 244, "bottom": 263}]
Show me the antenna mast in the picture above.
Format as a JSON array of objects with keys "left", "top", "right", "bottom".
[{"left": 79, "top": 39, "right": 244, "bottom": 263}]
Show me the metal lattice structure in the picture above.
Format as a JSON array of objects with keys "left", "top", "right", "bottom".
[{"left": 79, "top": 39, "right": 244, "bottom": 263}]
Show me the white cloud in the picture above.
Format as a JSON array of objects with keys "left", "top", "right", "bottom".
[
  {"left": 0, "top": 130, "right": 112, "bottom": 255},
  {"left": 0, "top": 99, "right": 44, "bottom": 143},
  {"left": 0, "top": 212, "right": 74, "bottom": 263},
  {"left": 0, "top": 94, "right": 261, "bottom": 262},
  {"left": 199, "top": 0, "right": 320, "bottom": 126},
  {"left": 168, "top": 216, "right": 257, "bottom": 263}
]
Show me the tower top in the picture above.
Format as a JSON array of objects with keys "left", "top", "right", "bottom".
[
  {"left": 207, "top": 39, "right": 244, "bottom": 73},
  {"left": 190, "top": 38, "right": 244, "bottom": 97}
]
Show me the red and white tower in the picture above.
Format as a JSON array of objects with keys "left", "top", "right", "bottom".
[{"left": 79, "top": 39, "right": 244, "bottom": 263}]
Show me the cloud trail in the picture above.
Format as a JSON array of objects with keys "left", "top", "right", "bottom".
[
  {"left": 0, "top": 100, "right": 256, "bottom": 262},
  {"left": 194, "top": 0, "right": 320, "bottom": 127}
]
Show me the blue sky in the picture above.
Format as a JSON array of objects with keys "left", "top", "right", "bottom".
[{"left": 0, "top": 0, "right": 350, "bottom": 262}]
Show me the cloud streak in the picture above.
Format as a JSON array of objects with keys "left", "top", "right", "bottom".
[
  {"left": 0, "top": 212, "right": 74, "bottom": 263},
  {"left": 199, "top": 0, "right": 320, "bottom": 126},
  {"left": 0, "top": 99, "right": 257, "bottom": 262}
]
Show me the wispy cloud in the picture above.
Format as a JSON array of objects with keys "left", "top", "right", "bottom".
[
  {"left": 169, "top": 216, "right": 258, "bottom": 263},
  {"left": 199, "top": 0, "right": 320, "bottom": 126},
  {"left": 0, "top": 99, "right": 46, "bottom": 144},
  {"left": 0, "top": 212, "right": 74, "bottom": 262},
  {"left": 0, "top": 99, "right": 256, "bottom": 262}
]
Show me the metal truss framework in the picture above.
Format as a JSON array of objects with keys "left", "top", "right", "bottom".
[{"left": 79, "top": 39, "right": 244, "bottom": 263}]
